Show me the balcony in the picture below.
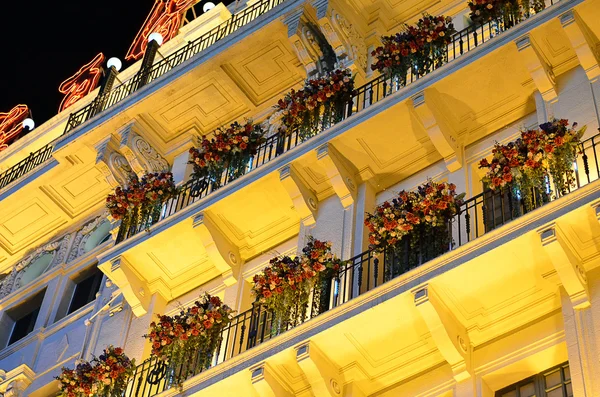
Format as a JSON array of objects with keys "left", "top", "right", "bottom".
[
  {"left": 111, "top": 0, "right": 582, "bottom": 247},
  {"left": 102, "top": 119, "right": 600, "bottom": 396}
]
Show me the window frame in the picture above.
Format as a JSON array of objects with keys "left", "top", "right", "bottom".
[{"left": 495, "top": 362, "right": 572, "bottom": 397}]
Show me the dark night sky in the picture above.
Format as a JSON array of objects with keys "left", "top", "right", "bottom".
[{"left": 0, "top": 1, "right": 151, "bottom": 124}]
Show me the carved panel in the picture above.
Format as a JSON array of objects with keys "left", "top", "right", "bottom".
[
  {"left": 221, "top": 40, "right": 303, "bottom": 106},
  {"left": 0, "top": 234, "right": 72, "bottom": 298},
  {"left": 67, "top": 215, "right": 109, "bottom": 263},
  {"left": 119, "top": 123, "right": 170, "bottom": 176}
]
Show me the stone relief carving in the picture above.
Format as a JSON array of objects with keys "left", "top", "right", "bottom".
[
  {"left": 119, "top": 124, "right": 170, "bottom": 177},
  {"left": 330, "top": 10, "right": 367, "bottom": 72},
  {"left": 0, "top": 213, "right": 111, "bottom": 301},
  {"left": 108, "top": 152, "right": 135, "bottom": 186},
  {"left": 67, "top": 215, "right": 108, "bottom": 263},
  {"left": 287, "top": 12, "right": 338, "bottom": 77},
  {"left": 0, "top": 235, "right": 72, "bottom": 299},
  {"left": 132, "top": 134, "right": 170, "bottom": 173}
]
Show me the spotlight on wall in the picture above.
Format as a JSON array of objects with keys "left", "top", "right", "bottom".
[
  {"left": 22, "top": 118, "right": 35, "bottom": 132},
  {"left": 107, "top": 57, "right": 122, "bottom": 72},
  {"left": 203, "top": 2, "right": 216, "bottom": 12},
  {"left": 148, "top": 32, "right": 164, "bottom": 46}
]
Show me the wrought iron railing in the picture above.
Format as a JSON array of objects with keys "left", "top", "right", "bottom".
[
  {"left": 115, "top": 0, "right": 563, "bottom": 243},
  {"left": 120, "top": 127, "right": 600, "bottom": 397},
  {"left": 0, "top": 144, "right": 53, "bottom": 190},
  {"left": 63, "top": 0, "right": 286, "bottom": 135},
  {"left": 5, "top": 0, "right": 562, "bottom": 198}
]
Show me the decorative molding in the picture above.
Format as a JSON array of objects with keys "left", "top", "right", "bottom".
[
  {"left": 95, "top": 134, "right": 135, "bottom": 188},
  {"left": 283, "top": 4, "right": 337, "bottom": 77},
  {"left": 0, "top": 364, "right": 35, "bottom": 396},
  {"left": 0, "top": 234, "right": 72, "bottom": 299},
  {"left": 119, "top": 122, "right": 170, "bottom": 177},
  {"left": 317, "top": 8, "right": 368, "bottom": 73},
  {"left": 67, "top": 215, "right": 109, "bottom": 263}
]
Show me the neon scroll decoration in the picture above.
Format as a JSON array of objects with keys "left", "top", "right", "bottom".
[
  {"left": 126, "top": 0, "right": 197, "bottom": 60},
  {"left": 0, "top": 105, "right": 29, "bottom": 152},
  {"left": 58, "top": 53, "right": 105, "bottom": 112}
]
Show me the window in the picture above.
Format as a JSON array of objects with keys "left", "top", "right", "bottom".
[
  {"left": 496, "top": 362, "right": 572, "bottom": 397},
  {"left": 67, "top": 268, "right": 103, "bottom": 315},
  {"left": 1, "top": 289, "right": 46, "bottom": 347}
]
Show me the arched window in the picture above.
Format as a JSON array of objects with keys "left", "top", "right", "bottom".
[
  {"left": 16, "top": 253, "right": 53, "bottom": 290},
  {"left": 83, "top": 221, "right": 112, "bottom": 253}
]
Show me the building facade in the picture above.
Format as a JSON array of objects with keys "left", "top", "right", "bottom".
[{"left": 0, "top": 0, "right": 600, "bottom": 395}]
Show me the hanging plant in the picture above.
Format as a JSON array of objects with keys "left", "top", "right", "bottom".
[
  {"left": 277, "top": 69, "right": 355, "bottom": 141},
  {"left": 479, "top": 119, "right": 585, "bottom": 210},
  {"left": 365, "top": 180, "right": 463, "bottom": 275},
  {"left": 251, "top": 237, "right": 341, "bottom": 333},
  {"left": 106, "top": 172, "right": 178, "bottom": 233},
  {"left": 57, "top": 346, "right": 135, "bottom": 397},
  {"left": 189, "top": 120, "right": 266, "bottom": 187},
  {"left": 371, "top": 14, "right": 455, "bottom": 82},
  {"left": 144, "top": 293, "right": 234, "bottom": 387},
  {"left": 468, "top": 0, "right": 544, "bottom": 24}
]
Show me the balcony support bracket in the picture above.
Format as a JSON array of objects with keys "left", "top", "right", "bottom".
[
  {"left": 515, "top": 34, "right": 558, "bottom": 121},
  {"left": 99, "top": 256, "right": 151, "bottom": 317},
  {"left": 192, "top": 212, "right": 240, "bottom": 286},
  {"left": 280, "top": 164, "right": 318, "bottom": 226},
  {"left": 411, "top": 91, "right": 462, "bottom": 172},
  {"left": 540, "top": 224, "right": 590, "bottom": 309},
  {"left": 295, "top": 341, "right": 344, "bottom": 396},
  {"left": 249, "top": 363, "right": 294, "bottom": 397},
  {"left": 413, "top": 284, "right": 472, "bottom": 382},
  {"left": 316, "top": 143, "right": 357, "bottom": 209},
  {"left": 560, "top": 11, "right": 600, "bottom": 81}
]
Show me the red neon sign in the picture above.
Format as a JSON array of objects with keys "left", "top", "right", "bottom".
[
  {"left": 58, "top": 53, "right": 105, "bottom": 112},
  {"left": 0, "top": 105, "right": 29, "bottom": 152},
  {"left": 126, "top": 0, "right": 197, "bottom": 60}
]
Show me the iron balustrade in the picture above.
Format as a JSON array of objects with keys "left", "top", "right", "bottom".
[
  {"left": 119, "top": 128, "right": 600, "bottom": 396},
  {"left": 5, "top": 0, "right": 560, "bottom": 197},
  {"left": 0, "top": 144, "right": 53, "bottom": 190},
  {"left": 114, "top": 0, "right": 562, "bottom": 243},
  {"left": 62, "top": 0, "right": 559, "bottom": 135},
  {"left": 63, "top": 0, "right": 286, "bottom": 135}
]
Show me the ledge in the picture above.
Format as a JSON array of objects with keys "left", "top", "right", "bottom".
[
  {"left": 98, "top": 0, "right": 584, "bottom": 267},
  {"left": 171, "top": 164, "right": 600, "bottom": 396}
]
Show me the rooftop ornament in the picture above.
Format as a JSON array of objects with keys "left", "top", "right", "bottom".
[
  {"left": 126, "top": 0, "right": 197, "bottom": 61},
  {"left": 0, "top": 104, "right": 31, "bottom": 152},
  {"left": 58, "top": 53, "right": 105, "bottom": 112}
]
